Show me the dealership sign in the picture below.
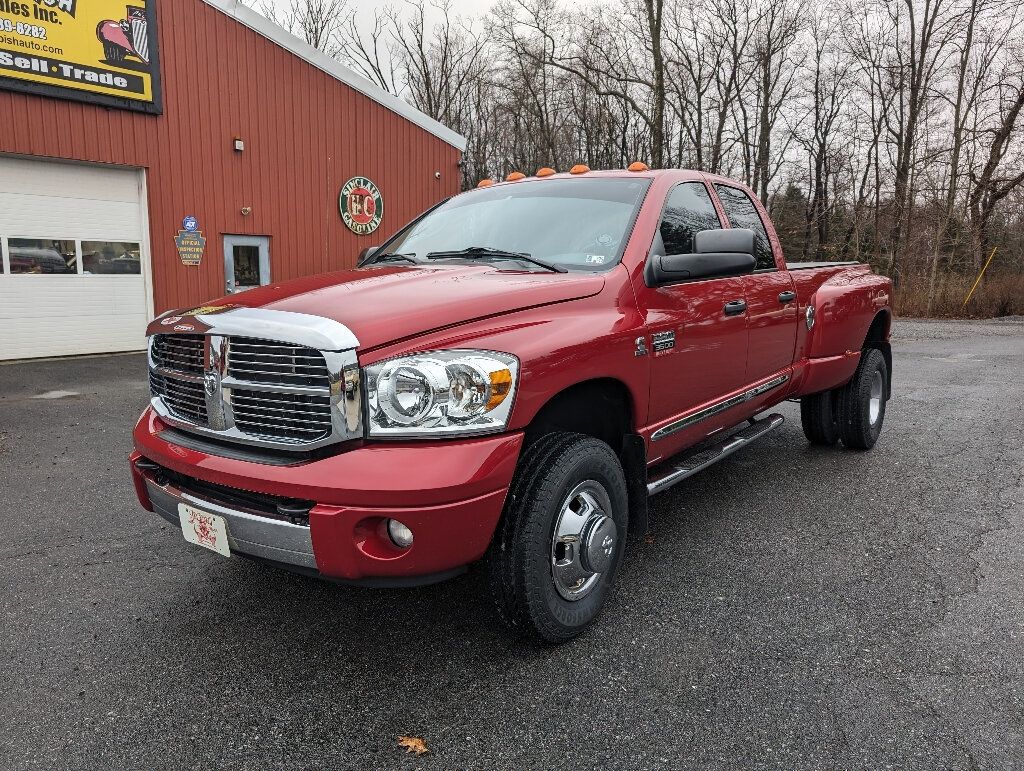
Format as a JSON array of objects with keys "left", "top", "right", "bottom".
[
  {"left": 340, "top": 176, "right": 383, "bottom": 235},
  {"left": 0, "top": 0, "right": 161, "bottom": 113}
]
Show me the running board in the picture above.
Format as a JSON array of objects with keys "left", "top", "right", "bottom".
[{"left": 646, "top": 413, "right": 785, "bottom": 496}]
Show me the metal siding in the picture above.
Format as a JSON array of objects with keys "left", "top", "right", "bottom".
[{"left": 0, "top": 0, "right": 460, "bottom": 315}]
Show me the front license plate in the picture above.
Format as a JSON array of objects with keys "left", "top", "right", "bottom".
[{"left": 178, "top": 503, "right": 231, "bottom": 557}]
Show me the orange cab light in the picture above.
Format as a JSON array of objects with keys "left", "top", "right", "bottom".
[
  {"left": 477, "top": 178, "right": 495, "bottom": 188},
  {"left": 506, "top": 171, "right": 526, "bottom": 181},
  {"left": 569, "top": 164, "right": 590, "bottom": 175},
  {"left": 627, "top": 161, "right": 649, "bottom": 172},
  {"left": 536, "top": 167, "right": 556, "bottom": 177}
]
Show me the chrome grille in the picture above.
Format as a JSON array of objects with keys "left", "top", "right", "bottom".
[
  {"left": 151, "top": 334, "right": 204, "bottom": 375},
  {"left": 149, "top": 369, "right": 208, "bottom": 426},
  {"left": 228, "top": 338, "right": 328, "bottom": 387},
  {"left": 147, "top": 317, "right": 361, "bottom": 452},
  {"left": 230, "top": 389, "right": 332, "bottom": 443}
]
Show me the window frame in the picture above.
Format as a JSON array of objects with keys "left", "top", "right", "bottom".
[
  {"left": 645, "top": 180, "right": 729, "bottom": 286},
  {"left": 712, "top": 183, "right": 779, "bottom": 273},
  {"left": 5, "top": 236, "right": 81, "bottom": 276}
]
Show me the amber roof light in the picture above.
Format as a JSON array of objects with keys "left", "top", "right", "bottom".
[
  {"left": 506, "top": 171, "right": 526, "bottom": 181},
  {"left": 627, "top": 161, "right": 649, "bottom": 172},
  {"left": 536, "top": 167, "right": 556, "bottom": 177},
  {"left": 569, "top": 164, "right": 590, "bottom": 174},
  {"left": 477, "top": 178, "right": 495, "bottom": 188}
]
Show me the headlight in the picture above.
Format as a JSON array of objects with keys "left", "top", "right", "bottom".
[{"left": 365, "top": 350, "right": 519, "bottom": 438}]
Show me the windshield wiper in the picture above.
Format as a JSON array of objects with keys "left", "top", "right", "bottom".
[
  {"left": 371, "top": 252, "right": 419, "bottom": 265},
  {"left": 426, "top": 246, "right": 568, "bottom": 273}
]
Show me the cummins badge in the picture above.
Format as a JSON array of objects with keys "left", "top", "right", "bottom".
[{"left": 340, "top": 176, "right": 383, "bottom": 236}]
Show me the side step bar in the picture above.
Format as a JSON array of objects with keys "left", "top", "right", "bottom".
[{"left": 647, "top": 413, "right": 785, "bottom": 496}]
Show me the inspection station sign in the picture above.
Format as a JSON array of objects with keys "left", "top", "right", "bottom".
[
  {"left": 340, "top": 176, "right": 384, "bottom": 235},
  {"left": 0, "top": 0, "right": 161, "bottom": 112}
]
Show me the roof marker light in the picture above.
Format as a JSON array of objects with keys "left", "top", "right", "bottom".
[
  {"left": 536, "top": 167, "right": 556, "bottom": 177},
  {"left": 477, "top": 178, "right": 495, "bottom": 188},
  {"left": 506, "top": 171, "right": 526, "bottom": 181},
  {"left": 627, "top": 161, "right": 649, "bottom": 172},
  {"left": 569, "top": 164, "right": 590, "bottom": 175}
]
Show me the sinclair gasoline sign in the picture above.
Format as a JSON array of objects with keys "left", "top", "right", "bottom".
[
  {"left": 340, "top": 176, "right": 384, "bottom": 235},
  {"left": 0, "top": 0, "right": 161, "bottom": 113}
]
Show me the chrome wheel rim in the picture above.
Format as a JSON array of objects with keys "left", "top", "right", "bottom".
[
  {"left": 869, "top": 370, "right": 884, "bottom": 426},
  {"left": 551, "top": 480, "right": 617, "bottom": 602}
]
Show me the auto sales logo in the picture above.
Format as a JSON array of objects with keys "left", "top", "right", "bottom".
[{"left": 339, "top": 176, "right": 383, "bottom": 236}]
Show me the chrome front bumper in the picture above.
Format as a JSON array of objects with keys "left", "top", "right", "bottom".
[{"left": 143, "top": 477, "right": 316, "bottom": 569}]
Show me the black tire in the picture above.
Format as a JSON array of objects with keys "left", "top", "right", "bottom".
[
  {"left": 800, "top": 390, "right": 840, "bottom": 446},
  {"left": 836, "top": 347, "right": 888, "bottom": 450},
  {"left": 487, "top": 432, "right": 629, "bottom": 644}
]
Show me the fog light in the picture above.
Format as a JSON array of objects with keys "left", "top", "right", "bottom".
[{"left": 387, "top": 519, "right": 414, "bottom": 548}]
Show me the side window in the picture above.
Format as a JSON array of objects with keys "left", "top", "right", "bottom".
[
  {"left": 657, "top": 182, "right": 721, "bottom": 256},
  {"left": 714, "top": 185, "right": 775, "bottom": 270}
]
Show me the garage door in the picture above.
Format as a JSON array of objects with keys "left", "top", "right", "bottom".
[{"left": 0, "top": 156, "right": 151, "bottom": 361}]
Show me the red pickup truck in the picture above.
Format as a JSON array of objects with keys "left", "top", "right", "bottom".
[{"left": 131, "top": 168, "right": 892, "bottom": 642}]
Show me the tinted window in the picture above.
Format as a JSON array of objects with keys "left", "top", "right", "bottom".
[
  {"left": 82, "top": 241, "right": 141, "bottom": 274},
  {"left": 379, "top": 178, "right": 651, "bottom": 272},
  {"left": 8, "top": 238, "right": 77, "bottom": 274},
  {"left": 714, "top": 185, "right": 775, "bottom": 270},
  {"left": 658, "top": 182, "right": 721, "bottom": 255}
]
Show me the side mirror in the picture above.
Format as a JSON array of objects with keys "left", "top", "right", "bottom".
[
  {"left": 694, "top": 228, "right": 755, "bottom": 255},
  {"left": 357, "top": 246, "right": 380, "bottom": 267},
  {"left": 647, "top": 228, "right": 757, "bottom": 285}
]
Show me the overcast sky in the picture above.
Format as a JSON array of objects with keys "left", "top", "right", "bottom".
[{"left": 258, "top": 0, "right": 489, "bottom": 27}]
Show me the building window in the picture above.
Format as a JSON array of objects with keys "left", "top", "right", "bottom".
[
  {"left": 82, "top": 241, "right": 142, "bottom": 274},
  {"left": 8, "top": 238, "right": 77, "bottom": 274}
]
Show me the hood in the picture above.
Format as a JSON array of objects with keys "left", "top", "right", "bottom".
[{"left": 182, "top": 264, "right": 606, "bottom": 351}]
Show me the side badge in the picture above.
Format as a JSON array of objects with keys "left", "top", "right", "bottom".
[
  {"left": 635, "top": 337, "right": 648, "bottom": 357},
  {"left": 652, "top": 330, "right": 676, "bottom": 352},
  {"left": 805, "top": 306, "right": 816, "bottom": 330}
]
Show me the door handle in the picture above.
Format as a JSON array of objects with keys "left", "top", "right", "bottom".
[
  {"left": 724, "top": 300, "right": 747, "bottom": 316},
  {"left": 778, "top": 291, "right": 796, "bottom": 303}
]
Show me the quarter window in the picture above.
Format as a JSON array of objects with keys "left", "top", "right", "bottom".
[
  {"left": 713, "top": 185, "right": 775, "bottom": 270},
  {"left": 657, "top": 182, "right": 721, "bottom": 255},
  {"left": 7, "top": 238, "right": 77, "bottom": 274}
]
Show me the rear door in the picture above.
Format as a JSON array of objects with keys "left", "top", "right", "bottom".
[
  {"left": 712, "top": 183, "right": 798, "bottom": 383},
  {"left": 634, "top": 180, "right": 749, "bottom": 454}
]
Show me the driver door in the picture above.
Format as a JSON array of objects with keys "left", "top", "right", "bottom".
[{"left": 633, "top": 181, "right": 750, "bottom": 459}]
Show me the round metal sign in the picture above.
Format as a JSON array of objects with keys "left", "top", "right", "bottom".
[{"left": 339, "top": 176, "right": 383, "bottom": 235}]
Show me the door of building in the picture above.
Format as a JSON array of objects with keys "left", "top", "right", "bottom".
[{"left": 224, "top": 235, "right": 270, "bottom": 294}]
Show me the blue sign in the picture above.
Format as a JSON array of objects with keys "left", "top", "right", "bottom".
[{"left": 182, "top": 216, "right": 199, "bottom": 233}]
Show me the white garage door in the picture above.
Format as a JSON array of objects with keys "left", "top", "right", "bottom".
[{"left": 0, "top": 156, "right": 152, "bottom": 361}]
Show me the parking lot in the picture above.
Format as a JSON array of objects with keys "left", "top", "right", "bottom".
[{"left": 1, "top": 318, "right": 1022, "bottom": 770}]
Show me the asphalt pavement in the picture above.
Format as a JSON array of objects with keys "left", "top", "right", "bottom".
[{"left": 1, "top": 318, "right": 1022, "bottom": 770}]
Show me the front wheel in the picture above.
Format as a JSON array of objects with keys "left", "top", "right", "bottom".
[
  {"left": 487, "top": 432, "right": 629, "bottom": 644},
  {"left": 836, "top": 347, "right": 888, "bottom": 450}
]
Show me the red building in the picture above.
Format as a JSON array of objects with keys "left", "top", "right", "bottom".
[{"left": 0, "top": 0, "right": 464, "bottom": 360}]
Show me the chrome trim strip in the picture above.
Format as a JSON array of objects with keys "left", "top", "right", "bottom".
[
  {"left": 650, "top": 374, "right": 790, "bottom": 442},
  {"left": 144, "top": 477, "right": 317, "bottom": 569}
]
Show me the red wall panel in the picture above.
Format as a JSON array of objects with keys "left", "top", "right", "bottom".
[{"left": 0, "top": 0, "right": 462, "bottom": 314}]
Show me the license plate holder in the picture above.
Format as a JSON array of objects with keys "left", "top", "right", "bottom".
[{"left": 178, "top": 503, "right": 231, "bottom": 557}]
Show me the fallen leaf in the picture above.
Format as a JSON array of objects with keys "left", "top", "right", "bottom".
[
  {"left": 644, "top": 534, "right": 656, "bottom": 545},
  {"left": 398, "top": 736, "right": 429, "bottom": 756}
]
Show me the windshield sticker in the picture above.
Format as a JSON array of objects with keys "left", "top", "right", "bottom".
[{"left": 585, "top": 254, "right": 607, "bottom": 265}]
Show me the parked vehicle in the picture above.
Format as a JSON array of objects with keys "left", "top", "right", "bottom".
[{"left": 130, "top": 167, "right": 892, "bottom": 642}]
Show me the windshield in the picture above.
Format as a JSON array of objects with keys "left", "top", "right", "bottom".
[{"left": 375, "top": 177, "right": 651, "bottom": 272}]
